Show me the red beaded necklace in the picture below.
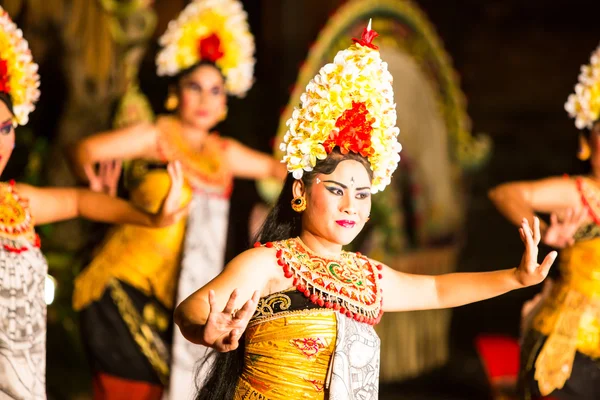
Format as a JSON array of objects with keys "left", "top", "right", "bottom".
[
  {"left": 0, "top": 181, "right": 39, "bottom": 252},
  {"left": 255, "top": 237, "right": 384, "bottom": 325}
]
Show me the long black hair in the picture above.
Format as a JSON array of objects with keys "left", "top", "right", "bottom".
[
  {"left": 195, "top": 148, "right": 372, "bottom": 399},
  {"left": 0, "top": 92, "right": 14, "bottom": 115}
]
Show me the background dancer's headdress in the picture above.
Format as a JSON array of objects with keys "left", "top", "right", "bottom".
[
  {"left": 156, "top": 0, "right": 255, "bottom": 97},
  {"left": 0, "top": 6, "right": 40, "bottom": 126},
  {"left": 565, "top": 44, "right": 600, "bottom": 130},
  {"left": 280, "top": 20, "right": 401, "bottom": 193}
]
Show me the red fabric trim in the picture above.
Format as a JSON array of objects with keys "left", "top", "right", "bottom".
[
  {"left": 92, "top": 373, "right": 163, "bottom": 400},
  {"left": 575, "top": 177, "right": 600, "bottom": 225}
]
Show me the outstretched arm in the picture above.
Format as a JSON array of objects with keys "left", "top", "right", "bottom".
[
  {"left": 488, "top": 177, "right": 580, "bottom": 231},
  {"left": 70, "top": 122, "right": 160, "bottom": 182},
  {"left": 224, "top": 139, "right": 287, "bottom": 181},
  {"left": 17, "top": 162, "right": 187, "bottom": 227},
  {"left": 380, "top": 217, "right": 557, "bottom": 312}
]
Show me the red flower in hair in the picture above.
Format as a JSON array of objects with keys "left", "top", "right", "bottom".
[
  {"left": 323, "top": 102, "right": 375, "bottom": 157},
  {"left": 197, "top": 33, "right": 224, "bottom": 62},
  {"left": 0, "top": 59, "right": 10, "bottom": 94},
  {"left": 352, "top": 27, "right": 379, "bottom": 50}
]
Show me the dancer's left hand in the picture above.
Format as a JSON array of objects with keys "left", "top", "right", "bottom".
[
  {"left": 151, "top": 161, "right": 189, "bottom": 227},
  {"left": 84, "top": 160, "right": 122, "bottom": 196},
  {"left": 515, "top": 217, "right": 557, "bottom": 287}
]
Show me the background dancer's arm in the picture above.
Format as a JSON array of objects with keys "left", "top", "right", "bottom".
[
  {"left": 224, "top": 138, "right": 288, "bottom": 181},
  {"left": 16, "top": 162, "right": 187, "bottom": 227},
  {"left": 489, "top": 177, "right": 587, "bottom": 248},
  {"left": 70, "top": 122, "right": 160, "bottom": 183},
  {"left": 488, "top": 176, "right": 579, "bottom": 230}
]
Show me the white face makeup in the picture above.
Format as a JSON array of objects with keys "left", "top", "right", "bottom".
[
  {"left": 300, "top": 159, "right": 372, "bottom": 246},
  {"left": 177, "top": 64, "right": 227, "bottom": 131}
]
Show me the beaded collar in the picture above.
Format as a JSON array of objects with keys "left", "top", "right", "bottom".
[
  {"left": 0, "top": 181, "right": 39, "bottom": 251},
  {"left": 577, "top": 177, "right": 600, "bottom": 225},
  {"left": 255, "top": 237, "right": 384, "bottom": 325},
  {"left": 156, "top": 116, "right": 233, "bottom": 198}
]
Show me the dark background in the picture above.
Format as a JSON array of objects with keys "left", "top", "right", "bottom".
[{"left": 6, "top": 0, "right": 600, "bottom": 398}]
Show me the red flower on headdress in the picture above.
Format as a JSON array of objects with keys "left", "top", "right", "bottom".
[
  {"left": 197, "top": 33, "right": 224, "bottom": 62},
  {"left": 0, "top": 59, "right": 10, "bottom": 94},
  {"left": 352, "top": 26, "right": 379, "bottom": 50},
  {"left": 324, "top": 102, "right": 375, "bottom": 157}
]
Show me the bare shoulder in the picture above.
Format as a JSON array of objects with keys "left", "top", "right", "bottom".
[{"left": 226, "top": 246, "right": 280, "bottom": 276}]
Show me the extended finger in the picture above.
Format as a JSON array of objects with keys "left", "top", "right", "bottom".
[
  {"left": 83, "top": 164, "right": 98, "bottom": 181},
  {"left": 112, "top": 160, "right": 123, "bottom": 178},
  {"left": 519, "top": 227, "right": 526, "bottom": 244},
  {"left": 576, "top": 207, "right": 588, "bottom": 225},
  {"left": 539, "top": 251, "right": 558, "bottom": 277},
  {"left": 236, "top": 290, "right": 261, "bottom": 320},
  {"left": 222, "top": 289, "right": 239, "bottom": 314},
  {"left": 533, "top": 216, "right": 541, "bottom": 244},
  {"left": 550, "top": 213, "right": 558, "bottom": 227},
  {"left": 565, "top": 208, "right": 573, "bottom": 222},
  {"left": 522, "top": 219, "right": 535, "bottom": 248}
]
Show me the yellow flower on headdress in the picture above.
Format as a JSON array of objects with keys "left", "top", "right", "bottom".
[
  {"left": 565, "top": 44, "right": 600, "bottom": 130},
  {"left": 156, "top": 0, "right": 255, "bottom": 97},
  {"left": 280, "top": 22, "right": 401, "bottom": 193},
  {"left": 0, "top": 6, "right": 40, "bottom": 126}
]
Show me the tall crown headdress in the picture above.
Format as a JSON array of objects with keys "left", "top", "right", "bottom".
[
  {"left": 280, "top": 21, "right": 401, "bottom": 193},
  {"left": 0, "top": 6, "right": 40, "bottom": 126},
  {"left": 156, "top": 0, "right": 255, "bottom": 97},
  {"left": 565, "top": 44, "right": 600, "bottom": 130}
]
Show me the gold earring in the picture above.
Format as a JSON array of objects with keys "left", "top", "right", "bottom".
[
  {"left": 219, "top": 106, "right": 228, "bottom": 122},
  {"left": 165, "top": 88, "right": 179, "bottom": 111},
  {"left": 291, "top": 195, "right": 306, "bottom": 212},
  {"left": 578, "top": 132, "right": 591, "bottom": 161}
]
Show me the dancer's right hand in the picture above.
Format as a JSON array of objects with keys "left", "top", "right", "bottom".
[
  {"left": 84, "top": 160, "right": 122, "bottom": 196},
  {"left": 203, "top": 289, "right": 260, "bottom": 352},
  {"left": 542, "top": 207, "right": 587, "bottom": 248}
]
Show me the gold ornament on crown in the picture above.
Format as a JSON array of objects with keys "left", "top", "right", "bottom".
[
  {"left": 279, "top": 21, "right": 401, "bottom": 193},
  {"left": 0, "top": 6, "right": 40, "bottom": 126},
  {"left": 156, "top": 0, "right": 255, "bottom": 98}
]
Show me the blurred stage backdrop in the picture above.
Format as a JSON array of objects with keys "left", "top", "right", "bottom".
[{"left": 2, "top": 0, "right": 600, "bottom": 398}]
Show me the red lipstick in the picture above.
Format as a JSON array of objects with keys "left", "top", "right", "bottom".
[{"left": 336, "top": 220, "right": 356, "bottom": 228}]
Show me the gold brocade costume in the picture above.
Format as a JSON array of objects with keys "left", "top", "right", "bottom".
[
  {"left": 73, "top": 170, "right": 191, "bottom": 311},
  {"left": 232, "top": 238, "right": 383, "bottom": 399},
  {"left": 235, "top": 290, "right": 337, "bottom": 399},
  {"left": 73, "top": 116, "right": 232, "bottom": 312},
  {"left": 528, "top": 177, "right": 600, "bottom": 395}
]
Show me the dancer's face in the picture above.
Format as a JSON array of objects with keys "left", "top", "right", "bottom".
[
  {"left": 177, "top": 64, "right": 227, "bottom": 131},
  {"left": 0, "top": 101, "right": 15, "bottom": 176},
  {"left": 297, "top": 159, "right": 372, "bottom": 246}
]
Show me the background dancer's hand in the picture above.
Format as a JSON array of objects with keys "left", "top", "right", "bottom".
[
  {"left": 84, "top": 160, "right": 122, "bottom": 196},
  {"left": 151, "top": 161, "right": 189, "bottom": 227},
  {"left": 203, "top": 289, "right": 260, "bottom": 352},
  {"left": 515, "top": 217, "right": 557, "bottom": 287},
  {"left": 542, "top": 207, "right": 587, "bottom": 248}
]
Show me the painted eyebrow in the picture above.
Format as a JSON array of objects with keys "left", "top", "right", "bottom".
[
  {"left": 322, "top": 180, "right": 370, "bottom": 191},
  {"left": 0, "top": 119, "right": 11, "bottom": 126}
]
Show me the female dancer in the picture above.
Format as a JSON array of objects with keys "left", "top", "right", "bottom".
[
  {"left": 175, "top": 23, "right": 556, "bottom": 400},
  {"left": 70, "top": 1, "right": 286, "bottom": 398},
  {"left": 489, "top": 44, "right": 600, "bottom": 400},
  {"left": 0, "top": 7, "right": 185, "bottom": 399}
]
